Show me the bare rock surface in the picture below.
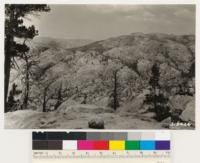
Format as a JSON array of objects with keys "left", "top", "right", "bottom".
[{"left": 180, "top": 99, "right": 195, "bottom": 123}]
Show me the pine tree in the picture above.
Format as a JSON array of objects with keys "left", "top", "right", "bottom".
[
  {"left": 113, "top": 70, "right": 119, "bottom": 110},
  {"left": 7, "top": 83, "right": 22, "bottom": 112},
  {"left": 22, "top": 50, "right": 30, "bottom": 109},
  {"left": 5, "top": 4, "right": 50, "bottom": 112},
  {"left": 149, "top": 63, "right": 160, "bottom": 89},
  {"left": 144, "top": 63, "right": 170, "bottom": 121},
  {"left": 108, "top": 70, "right": 119, "bottom": 111}
]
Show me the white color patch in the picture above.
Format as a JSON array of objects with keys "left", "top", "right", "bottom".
[{"left": 63, "top": 140, "right": 77, "bottom": 150}]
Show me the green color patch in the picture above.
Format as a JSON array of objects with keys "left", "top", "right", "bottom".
[{"left": 125, "top": 141, "right": 140, "bottom": 150}]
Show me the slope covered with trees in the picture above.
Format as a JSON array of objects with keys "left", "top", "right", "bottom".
[{"left": 5, "top": 32, "right": 195, "bottom": 129}]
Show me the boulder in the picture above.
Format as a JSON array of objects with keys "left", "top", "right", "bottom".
[
  {"left": 161, "top": 117, "right": 171, "bottom": 129},
  {"left": 122, "top": 90, "right": 148, "bottom": 113},
  {"left": 57, "top": 100, "right": 78, "bottom": 113},
  {"left": 169, "top": 95, "right": 193, "bottom": 111},
  {"left": 88, "top": 118, "right": 104, "bottom": 129},
  {"left": 180, "top": 99, "right": 195, "bottom": 123}
]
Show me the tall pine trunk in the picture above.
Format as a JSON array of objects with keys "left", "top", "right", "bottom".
[
  {"left": 5, "top": 54, "right": 11, "bottom": 112},
  {"left": 5, "top": 35, "right": 12, "bottom": 112},
  {"left": 5, "top": 10, "right": 14, "bottom": 112},
  {"left": 23, "top": 55, "right": 29, "bottom": 109}
]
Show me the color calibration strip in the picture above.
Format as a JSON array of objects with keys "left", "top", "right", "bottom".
[{"left": 32, "top": 132, "right": 170, "bottom": 151}]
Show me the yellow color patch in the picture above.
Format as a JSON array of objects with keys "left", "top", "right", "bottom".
[{"left": 109, "top": 140, "right": 125, "bottom": 150}]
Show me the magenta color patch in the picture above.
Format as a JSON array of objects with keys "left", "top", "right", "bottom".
[{"left": 77, "top": 140, "right": 93, "bottom": 150}]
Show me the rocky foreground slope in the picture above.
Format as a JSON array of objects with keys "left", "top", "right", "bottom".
[{"left": 5, "top": 33, "right": 195, "bottom": 129}]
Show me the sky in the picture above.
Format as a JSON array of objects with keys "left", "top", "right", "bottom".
[{"left": 25, "top": 5, "right": 196, "bottom": 40}]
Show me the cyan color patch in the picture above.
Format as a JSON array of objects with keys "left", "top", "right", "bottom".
[{"left": 140, "top": 141, "right": 155, "bottom": 150}]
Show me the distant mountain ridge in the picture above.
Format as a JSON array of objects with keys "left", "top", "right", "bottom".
[{"left": 30, "top": 36, "right": 94, "bottom": 49}]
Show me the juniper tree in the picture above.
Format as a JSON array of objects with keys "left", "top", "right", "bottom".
[{"left": 5, "top": 4, "right": 50, "bottom": 112}]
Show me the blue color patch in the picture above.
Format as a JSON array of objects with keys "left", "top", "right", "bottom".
[{"left": 140, "top": 141, "right": 155, "bottom": 150}]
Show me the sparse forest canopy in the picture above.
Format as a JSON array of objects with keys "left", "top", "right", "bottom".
[{"left": 5, "top": 4, "right": 50, "bottom": 112}]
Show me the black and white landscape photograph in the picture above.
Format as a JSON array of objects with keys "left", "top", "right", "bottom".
[{"left": 4, "top": 4, "right": 195, "bottom": 129}]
